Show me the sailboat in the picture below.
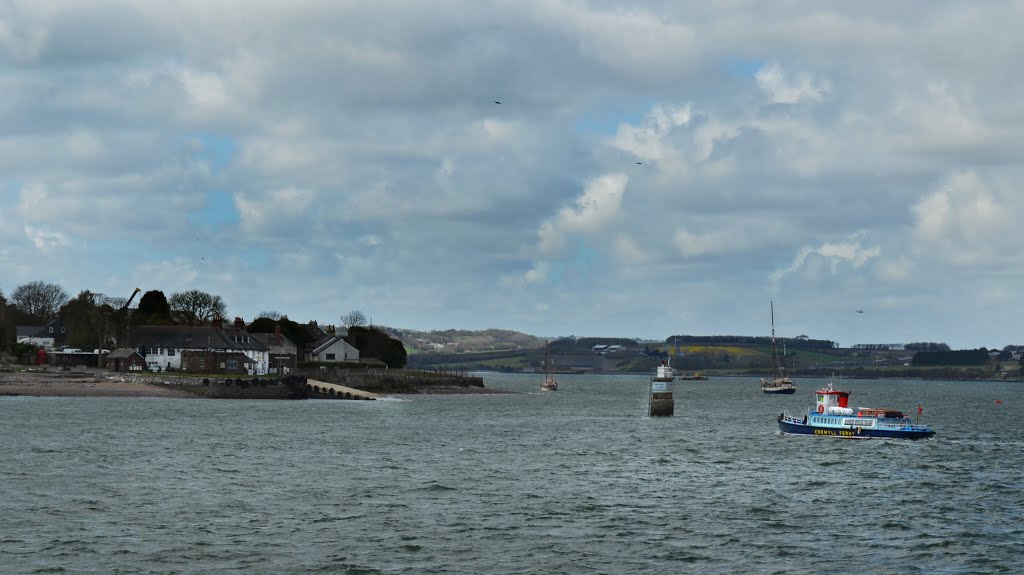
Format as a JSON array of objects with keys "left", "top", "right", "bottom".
[
  {"left": 540, "top": 342, "right": 558, "bottom": 391},
  {"left": 761, "top": 301, "right": 795, "bottom": 394}
]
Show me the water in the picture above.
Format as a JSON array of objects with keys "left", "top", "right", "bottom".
[{"left": 2, "top": 374, "right": 1022, "bottom": 574}]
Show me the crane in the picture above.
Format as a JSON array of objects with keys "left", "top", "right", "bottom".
[{"left": 123, "top": 287, "right": 141, "bottom": 310}]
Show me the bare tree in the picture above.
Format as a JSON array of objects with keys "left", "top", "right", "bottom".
[
  {"left": 168, "top": 290, "right": 228, "bottom": 326},
  {"left": 258, "top": 310, "right": 282, "bottom": 320},
  {"left": 341, "top": 310, "right": 368, "bottom": 328},
  {"left": 11, "top": 281, "right": 69, "bottom": 321}
]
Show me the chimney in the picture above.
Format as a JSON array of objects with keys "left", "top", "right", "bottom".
[
  {"left": 274, "top": 324, "right": 282, "bottom": 343},
  {"left": 326, "top": 324, "right": 335, "bottom": 335},
  {"left": 234, "top": 317, "right": 245, "bottom": 330},
  {"left": 212, "top": 318, "right": 223, "bottom": 329}
]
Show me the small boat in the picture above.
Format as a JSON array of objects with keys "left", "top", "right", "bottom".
[
  {"left": 651, "top": 360, "right": 675, "bottom": 384},
  {"left": 679, "top": 372, "right": 708, "bottom": 381},
  {"left": 540, "top": 342, "right": 557, "bottom": 391},
  {"left": 761, "top": 301, "right": 795, "bottom": 394},
  {"left": 777, "top": 377, "right": 935, "bottom": 439}
]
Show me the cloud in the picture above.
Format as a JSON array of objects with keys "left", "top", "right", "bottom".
[
  {"left": 755, "top": 62, "right": 830, "bottom": 105},
  {"left": 772, "top": 237, "right": 881, "bottom": 283},
  {"left": 909, "top": 170, "right": 1016, "bottom": 265},
  {"left": 4, "top": 2, "right": 1024, "bottom": 348},
  {"left": 537, "top": 173, "right": 628, "bottom": 255},
  {"left": 609, "top": 105, "right": 693, "bottom": 162}
]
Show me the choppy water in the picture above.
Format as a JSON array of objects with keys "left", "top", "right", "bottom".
[{"left": 2, "top": 374, "right": 1022, "bottom": 574}]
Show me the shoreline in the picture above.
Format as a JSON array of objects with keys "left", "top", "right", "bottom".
[{"left": 0, "top": 369, "right": 515, "bottom": 399}]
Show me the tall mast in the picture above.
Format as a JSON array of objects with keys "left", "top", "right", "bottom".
[{"left": 770, "top": 300, "right": 778, "bottom": 376}]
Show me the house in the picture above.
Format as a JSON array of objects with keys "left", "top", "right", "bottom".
[
  {"left": 106, "top": 348, "right": 146, "bottom": 372},
  {"left": 306, "top": 334, "right": 360, "bottom": 362},
  {"left": 130, "top": 318, "right": 270, "bottom": 374},
  {"left": 180, "top": 350, "right": 257, "bottom": 374},
  {"left": 15, "top": 317, "right": 67, "bottom": 350},
  {"left": 250, "top": 324, "right": 298, "bottom": 373},
  {"left": 299, "top": 321, "right": 359, "bottom": 363}
]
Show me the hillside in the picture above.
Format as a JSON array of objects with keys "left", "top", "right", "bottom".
[
  {"left": 384, "top": 327, "right": 549, "bottom": 354},
  {"left": 380, "top": 328, "right": 1022, "bottom": 380}
]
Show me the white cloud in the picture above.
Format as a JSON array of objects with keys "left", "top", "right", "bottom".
[
  {"left": 609, "top": 105, "right": 692, "bottom": 162},
  {"left": 909, "top": 171, "right": 1016, "bottom": 265},
  {"left": 755, "top": 62, "right": 830, "bottom": 105},
  {"left": 772, "top": 237, "right": 881, "bottom": 283},
  {"left": 25, "top": 225, "right": 72, "bottom": 251},
  {"left": 537, "top": 173, "right": 628, "bottom": 255}
]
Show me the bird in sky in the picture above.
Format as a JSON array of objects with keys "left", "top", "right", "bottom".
[
  {"left": 636, "top": 161, "right": 642, "bottom": 165},
  {"left": 494, "top": 101, "right": 501, "bottom": 104},
  {"left": 856, "top": 310, "right": 864, "bottom": 314}
]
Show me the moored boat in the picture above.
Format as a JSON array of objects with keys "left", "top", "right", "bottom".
[
  {"left": 777, "top": 378, "right": 935, "bottom": 439},
  {"left": 540, "top": 341, "right": 557, "bottom": 391},
  {"left": 761, "top": 301, "right": 795, "bottom": 394}
]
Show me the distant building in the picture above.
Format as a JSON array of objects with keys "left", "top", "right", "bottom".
[
  {"left": 106, "top": 348, "right": 146, "bottom": 372},
  {"left": 251, "top": 324, "right": 298, "bottom": 373},
  {"left": 130, "top": 319, "right": 269, "bottom": 374},
  {"left": 16, "top": 317, "right": 67, "bottom": 350}
]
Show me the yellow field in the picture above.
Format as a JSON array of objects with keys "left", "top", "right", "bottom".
[{"left": 659, "top": 345, "right": 767, "bottom": 357}]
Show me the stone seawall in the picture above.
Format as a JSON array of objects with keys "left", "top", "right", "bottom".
[{"left": 293, "top": 367, "right": 485, "bottom": 393}]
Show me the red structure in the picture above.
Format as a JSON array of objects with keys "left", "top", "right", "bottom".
[{"left": 36, "top": 347, "right": 47, "bottom": 366}]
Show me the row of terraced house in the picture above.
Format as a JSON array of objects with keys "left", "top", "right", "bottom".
[{"left": 16, "top": 317, "right": 360, "bottom": 375}]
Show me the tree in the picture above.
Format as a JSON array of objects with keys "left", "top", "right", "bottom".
[
  {"left": 346, "top": 325, "right": 407, "bottom": 368},
  {"left": 0, "top": 288, "right": 8, "bottom": 351},
  {"left": 168, "top": 290, "right": 227, "bottom": 326},
  {"left": 10, "top": 281, "right": 69, "bottom": 322},
  {"left": 59, "top": 290, "right": 106, "bottom": 349},
  {"left": 341, "top": 310, "right": 368, "bottom": 328},
  {"left": 257, "top": 310, "right": 282, "bottom": 320},
  {"left": 133, "top": 290, "right": 173, "bottom": 325},
  {"left": 248, "top": 316, "right": 316, "bottom": 347}
]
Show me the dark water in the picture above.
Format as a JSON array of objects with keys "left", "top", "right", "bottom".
[{"left": 2, "top": 375, "right": 1022, "bottom": 574}]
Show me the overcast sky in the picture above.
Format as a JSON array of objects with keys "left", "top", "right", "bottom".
[{"left": 2, "top": 1, "right": 1023, "bottom": 349}]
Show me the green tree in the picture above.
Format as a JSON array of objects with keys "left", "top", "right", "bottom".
[
  {"left": 346, "top": 326, "right": 407, "bottom": 368},
  {"left": 133, "top": 290, "right": 173, "bottom": 325},
  {"left": 248, "top": 316, "right": 316, "bottom": 348},
  {"left": 59, "top": 290, "right": 106, "bottom": 349}
]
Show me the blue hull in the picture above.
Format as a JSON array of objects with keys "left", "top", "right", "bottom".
[{"left": 778, "top": 419, "right": 935, "bottom": 440}]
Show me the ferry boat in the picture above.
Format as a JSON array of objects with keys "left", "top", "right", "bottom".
[{"left": 777, "top": 378, "right": 935, "bottom": 440}]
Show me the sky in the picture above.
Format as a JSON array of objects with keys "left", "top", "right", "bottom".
[{"left": 2, "top": 1, "right": 1023, "bottom": 350}]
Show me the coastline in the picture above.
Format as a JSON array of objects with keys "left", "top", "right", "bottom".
[
  {"left": 0, "top": 369, "right": 514, "bottom": 398},
  {"left": 0, "top": 370, "right": 199, "bottom": 398}
]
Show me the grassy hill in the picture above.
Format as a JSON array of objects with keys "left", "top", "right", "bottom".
[{"left": 383, "top": 327, "right": 1020, "bottom": 380}]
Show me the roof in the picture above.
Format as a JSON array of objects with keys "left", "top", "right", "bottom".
[
  {"left": 250, "top": 332, "right": 297, "bottom": 354},
  {"left": 131, "top": 326, "right": 269, "bottom": 352},
  {"left": 309, "top": 335, "right": 357, "bottom": 355},
  {"left": 107, "top": 348, "right": 142, "bottom": 359}
]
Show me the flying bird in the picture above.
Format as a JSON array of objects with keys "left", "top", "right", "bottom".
[
  {"left": 494, "top": 101, "right": 501, "bottom": 104},
  {"left": 636, "top": 161, "right": 642, "bottom": 165},
  {"left": 856, "top": 310, "right": 864, "bottom": 314}
]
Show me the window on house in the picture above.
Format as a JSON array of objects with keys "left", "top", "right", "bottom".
[
  {"left": 326, "top": 353, "right": 336, "bottom": 360},
  {"left": 227, "top": 359, "right": 238, "bottom": 369},
  {"left": 49, "top": 327, "right": 54, "bottom": 333},
  {"left": 198, "top": 358, "right": 205, "bottom": 369},
  {"left": 61, "top": 327, "right": 65, "bottom": 333},
  {"left": 168, "top": 348, "right": 176, "bottom": 356}
]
